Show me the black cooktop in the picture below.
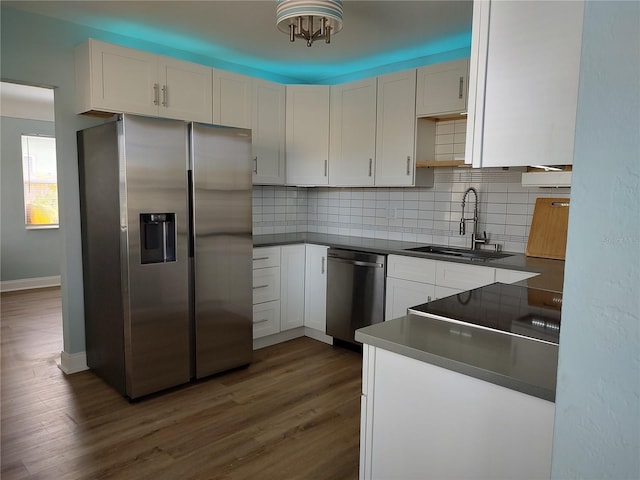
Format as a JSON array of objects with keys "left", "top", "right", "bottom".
[{"left": 408, "top": 282, "right": 562, "bottom": 345}]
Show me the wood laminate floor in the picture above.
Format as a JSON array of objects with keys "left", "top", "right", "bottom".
[{"left": 1, "top": 288, "right": 362, "bottom": 479}]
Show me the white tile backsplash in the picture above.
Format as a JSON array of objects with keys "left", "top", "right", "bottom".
[{"left": 252, "top": 167, "right": 571, "bottom": 253}]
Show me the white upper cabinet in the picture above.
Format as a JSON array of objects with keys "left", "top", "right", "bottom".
[
  {"left": 465, "top": 0, "right": 584, "bottom": 168},
  {"left": 285, "top": 85, "right": 330, "bottom": 186},
  {"left": 375, "top": 69, "right": 417, "bottom": 186},
  {"left": 329, "top": 78, "right": 377, "bottom": 186},
  {"left": 416, "top": 58, "right": 469, "bottom": 117},
  {"left": 213, "top": 69, "right": 252, "bottom": 129},
  {"left": 75, "top": 39, "right": 213, "bottom": 123},
  {"left": 252, "top": 78, "right": 286, "bottom": 185}
]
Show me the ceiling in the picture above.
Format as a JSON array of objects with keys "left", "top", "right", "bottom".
[{"left": 4, "top": 1, "right": 473, "bottom": 83}]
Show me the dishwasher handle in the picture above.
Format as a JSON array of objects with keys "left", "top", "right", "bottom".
[{"left": 328, "top": 256, "right": 384, "bottom": 269}]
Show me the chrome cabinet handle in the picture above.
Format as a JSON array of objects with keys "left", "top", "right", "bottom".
[
  {"left": 253, "top": 317, "right": 269, "bottom": 324},
  {"left": 253, "top": 156, "right": 258, "bottom": 174},
  {"left": 324, "top": 160, "right": 328, "bottom": 177},
  {"left": 162, "top": 85, "right": 168, "bottom": 107},
  {"left": 321, "top": 256, "right": 325, "bottom": 274},
  {"left": 253, "top": 284, "right": 269, "bottom": 290},
  {"left": 153, "top": 83, "right": 160, "bottom": 106},
  {"left": 406, "top": 156, "right": 411, "bottom": 175},
  {"left": 253, "top": 256, "right": 269, "bottom": 261},
  {"left": 369, "top": 158, "right": 373, "bottom": 177},
  {"left": 459, "top": 76, "right": 464, "bottom": 99}
]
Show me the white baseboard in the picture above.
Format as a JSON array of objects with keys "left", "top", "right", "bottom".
[
  {"left": 58, "top": 350, "right": 89, "bottom": 374},
  {"left": 1, "top": 275, "right": 61, "bottom": 292},
  {"left": 253, "top": 326, "right": 334, "bottom": 350},
  {"left": 304, "top": 327, "right": 333, "bottom": 345},
  {"left": 253, "top": 327, "right": 305, "bottom": 350}
]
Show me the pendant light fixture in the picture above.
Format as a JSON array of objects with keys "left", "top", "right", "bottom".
[{"left": 276, "top": 0, "right": 344, "bottom": 47}]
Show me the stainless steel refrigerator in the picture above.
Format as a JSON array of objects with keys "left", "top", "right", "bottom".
[{"left": 77, "top": 114, "right": 252, "bottom": 399}]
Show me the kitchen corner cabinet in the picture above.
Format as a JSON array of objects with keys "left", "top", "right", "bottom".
[
  {"left": 416, "top": 58, "right": 469, "bottom": 116},
  {"left": 252, "top": 78, "right": 286, "bottom": 185},
  {"left": 329, "top": 78, "right": 377, "bottom": 186},
  {"left": 375, "top": 70, "right": 417, "bottom": 186},
  {"left": 304, "top": 245, "right": 329, "bottom": 332},
  {"left": 280, "top": 245, "right": 306, "bottom": 331},
  {"left": 213, "top": 70, "right": 252, "bottom": 129},
  {"left": 285, "top": 85, "right": 330, "bottom": 186},
  {"left": 75, "top": 39, "right": 213, "bottom": 123},
  {"left": 465, "top": 0, "right": 584, "bottom": 167}
]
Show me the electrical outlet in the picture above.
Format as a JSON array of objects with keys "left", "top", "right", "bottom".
[{"left": 388, "top": 207, "right": 398, "bottom": 219}]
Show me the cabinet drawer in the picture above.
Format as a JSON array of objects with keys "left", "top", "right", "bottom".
[
  {"left": 253, "top": 300, "right": 281, "bottom": 339},
  {"left": 253, "top": 266, "right": 281, "bottom": 304},
  {"left": 253, "top": 246, "right": 281, "bottom": 269},
  {"left": 495, "top": 268, "right": 538, "bottom": 284},
  {"left": 387, "top": 255, "right": 438, "bottom": 284},
  {"left": 436, "top": 262, "right": 495, "bottom": 291},
  {"left": 385, "top": 277, "right": 435, "bottom": 321}
]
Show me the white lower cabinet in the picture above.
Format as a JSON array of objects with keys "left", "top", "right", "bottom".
[
  {"left": 253, "top": 244, "right": 330, "bottom": 343},
  {"left": 385, "top": 277, "right": 435, "bottom": 321},
  {"left": 435, "top": 260, "right": 495, "bottom": 292},
  {"left": 252, "top": 300, "right": 281, "bottom": 339},
  {"left": 360, "top": 345, "right": 554, "bottom": 480},
  {"left": 385, "top": 254, "right": 540, "bottom": 320},
  {"left": 304, "top": 244, "right": 329, "bottom": 332},
  {"left": 252, "top": 247, "right": 282, "bottom": 339},
  {"left": 280, "top": 245, "right": 306, "bottom": 331}
]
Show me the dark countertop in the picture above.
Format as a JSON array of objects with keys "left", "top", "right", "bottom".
[
  {"left": 253, "top": 232, "right": 565, "bottom": 292},
  {"left": 355, "top": 312, "right": 558, "bottom": 402}
]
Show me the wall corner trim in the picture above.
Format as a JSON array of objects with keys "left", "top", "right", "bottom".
[{"left": 59, "top": 350, "right": 89, "bottom": 375}]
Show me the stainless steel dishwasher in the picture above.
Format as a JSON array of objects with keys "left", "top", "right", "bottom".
[{"left": 326, "top": 249, "right": 386, "bottom": 345}]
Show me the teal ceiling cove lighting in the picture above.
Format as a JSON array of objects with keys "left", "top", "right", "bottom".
[{"left": 276, "top": 0, "right": 344, "bottom": 47}]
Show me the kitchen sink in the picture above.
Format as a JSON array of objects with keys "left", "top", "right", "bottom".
[{"left": 404, "top": 245, "right": 513, "bottom": 261}]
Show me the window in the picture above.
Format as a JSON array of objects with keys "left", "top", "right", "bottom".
[{"left": 21, "top": 134, "right": 59, "bottom": 227}]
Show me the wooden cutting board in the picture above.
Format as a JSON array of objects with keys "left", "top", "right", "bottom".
[{"left": 526, "top": 198, "right": 570, "bottom": 260}]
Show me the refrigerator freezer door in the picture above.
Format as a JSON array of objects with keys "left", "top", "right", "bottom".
[
  {"left": 121, "top": 115, "right": 191, "bottom": 398},
  {"left": 191, "top": 123, "right": 253, "bottom": 378}
]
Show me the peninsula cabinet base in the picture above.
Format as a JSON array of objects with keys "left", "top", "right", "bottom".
[{"left": 359, "top": 345, "right": 554, "bottom": 480}]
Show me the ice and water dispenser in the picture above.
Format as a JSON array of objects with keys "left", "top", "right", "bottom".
[{"left": 140, "top": 213, "right": 176, "bottom": 264}]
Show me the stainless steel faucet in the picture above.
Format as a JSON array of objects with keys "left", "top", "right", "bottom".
[{"left": 460, "top": 187, "right": 488, "bottom": 250}]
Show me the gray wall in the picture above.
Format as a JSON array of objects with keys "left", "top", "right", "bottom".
[
  {"left": 551, "top": 1, "right": 639, "bottom": 478},
  {"left": 1, "top": 116, "right": 61, "bottom": 281}
]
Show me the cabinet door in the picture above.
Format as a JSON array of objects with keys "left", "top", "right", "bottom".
[
  {"left": 253, "top": 300, "right": 281, "bottom": 339},
  {"left": 83, "top": 39, "right": 159, "bottom": 116},
  {"left": 466, "top": 0, "right": 584, "bottom": 167},
  {"left": 280, "top": 245, "right": 306, "bottom": 331},
  {"left": 252, "top": 78, "right": 286, "bottom": 185},
  {"left": 160, "top": 57, "right": 213, "bottom": 123},
  {"left": 385, "top": 278, "right": 435, "bottom": 321},
  {"left": 213, "top": 70, "right": 252, "bottom": 129},
  {"left": 495, "top": 268, "right": 538, "bottom": 284},
  {"left": 435, "top": 262, "right": 495, "bottom": 291},
  {"left": 304, "top": 245, "right": 329, "bottom": 332},
  {"left": 286, "top": 85, "right": 330, "bottom": 186},
  {"left": 375, "top": 70, "right": 417, "bottom": 186},
  {"left": 416, "top": 58, "right": 469, "bottom": 116},
  {"left": 329, "top": 78, "right": 377, "bottom": 186}
]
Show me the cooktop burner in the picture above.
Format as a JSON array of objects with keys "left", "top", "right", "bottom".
[{"left": 408, "top": 283, "right": 562, "bottom": 344}]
